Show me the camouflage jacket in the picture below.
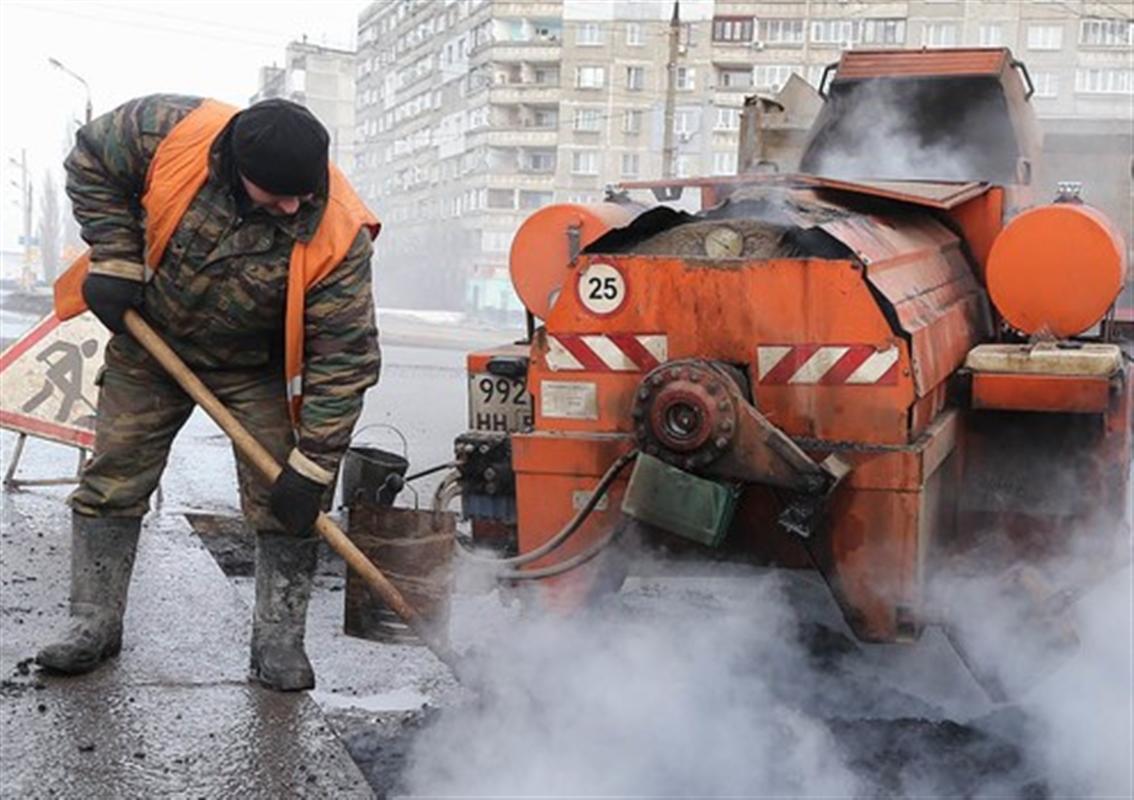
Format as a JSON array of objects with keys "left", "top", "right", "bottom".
[{"left": 64, "top": 93, "right": 381, "bottom": 477}]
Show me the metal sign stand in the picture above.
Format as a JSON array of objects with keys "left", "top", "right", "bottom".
[
  {"left": 3, "top": 432, "right": 87, "bottom": 489},
  {"left": 3, "top": 432, "right": 163, "bottom": 511}
]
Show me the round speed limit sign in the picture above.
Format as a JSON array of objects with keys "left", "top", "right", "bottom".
[{"left": 577, "top": 262, "right": 627, "bottom": 316}]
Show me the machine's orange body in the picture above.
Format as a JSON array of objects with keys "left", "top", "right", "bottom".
[{"left": 455, "top": 48, "right": 1132, "bottom": 645}]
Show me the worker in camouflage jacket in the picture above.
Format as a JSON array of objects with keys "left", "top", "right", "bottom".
[{"left": 36, "top": 95, "right": 381, "bottom": 692}]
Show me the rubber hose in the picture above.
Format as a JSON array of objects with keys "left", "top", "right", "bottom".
[
  {"left": 495, "top": 517, "right": 627, "bottom": 581},
  {"left": 456, "top": 449, "right": 638, "bottom": 568}
]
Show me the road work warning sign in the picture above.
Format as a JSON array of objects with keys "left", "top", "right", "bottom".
[{"left": 0, "top": 312, "right": 109, "bottom": 448}]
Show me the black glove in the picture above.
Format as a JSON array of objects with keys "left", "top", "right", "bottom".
[
  {"left": 269, "top": 463, "right": 325, "bottom": 536},
  {"left": 82, "top": 273, "right": 144, "bottom": 335}
]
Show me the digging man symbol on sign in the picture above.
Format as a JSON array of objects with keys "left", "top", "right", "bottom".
[{"left": 20, "top": 339, "right": 100, "bottom": 426}]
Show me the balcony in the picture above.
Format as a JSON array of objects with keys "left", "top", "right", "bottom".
[
  {"left": 467, "top": 127, "right": 559, "bottom": 147},
  {"left": 490, "top": 43, "right": 562, "bottom": 62},
  {"left": 712, "top": 92, "right": 747, "bottom": 107},
  {"left": 489, "top": 85, "right": 561, "bottom": 104},
  {"left": 496, "top": 2, "right": 560, "bottom": 16},
  {"left": 488, "top": 172, "right": 557, "bottom": 189}
]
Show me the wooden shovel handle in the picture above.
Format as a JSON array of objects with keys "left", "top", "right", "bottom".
[{"left": 122, "top": 310, "right": 465, "bottom": 677}]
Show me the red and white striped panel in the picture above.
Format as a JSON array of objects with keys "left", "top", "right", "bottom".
[
  {"left": 546, "top": 334, "right": 667, "bottom": 372},
  {"left": 757, "top": 345, "right": 900, "bottom": 385}
]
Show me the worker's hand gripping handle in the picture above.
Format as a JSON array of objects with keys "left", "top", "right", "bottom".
[{"left": 121, "top": 310, "right": 466, "bottom": 680}]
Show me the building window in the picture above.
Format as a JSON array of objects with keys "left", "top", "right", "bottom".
[
  {"left": 483, "top": 230, "right": 514, "bottom": 253},
  {"left": 531, "top": 108, "right": 558, "bottom": 128},
  {"left": 979, "top": 23, "right": 1004, "bottom": 46},
  {"left": 675, "top": 22, "right": 694, "bottom": 47},
  {"left": 922, "top": 22, "right": 959, "bottom": 47},
  {"left": 715, "top": 107, "right": 740, "bottom": 131},
  {"left": 713, "top": 151, "right": 738, "bottom": 175},
  {"left": 811, "top": 19, "right": 857, "bottom": 46},
  {"left": 1026, "top": 24, "right": 1063, "bottom": 51},
  {"left": 753, "top": 64, "right": 799, "bottom": 91},
  {"left": 533, "top": 67, "right": 559, "bottom": 85},
  {"left": 623, "top": 109, "right": 643, "bottom": 134},
  {"left": 675, "top": 66, "right": 696, "bottom": 90},
  {"left": 576, "top": 66, "right": 606, "bottom": 89},
  {"left": 759, "top": 19, "right": 805, "bottom": 45},
  {"left": 718, "top": 67, "right": 753, "bottom": 89},
  {"left": 674, "top": 154, "right": 693, "bottom": 178},
  {"left": 620, "top": 153, "right": 640, "bottom": 177},
  {"left": 524, "top": 150, "right": 556, "bottom": 172},
  {"left": 1079, "top": 18, "right": 1132, "bottom": 47},
  {"left": 626, "top": 22, "right": 643, "bottom": 46},
  {"left": 673, "top": 108, "right": 698, "bottom": 135},
  {"left": 519, "top": 190, "right": 554, "bottom": 209},
  {"left": 487, "top": 188, "right": 516, "bottom": 209},
  {"left": 712, "top": 17, "right": 753, "bottom": 43},
  {"left": 578, "top": 22, "right": 603, "bottom": 46},
  {"left": 1031, "top": 71, "right": 1059, "bottom": 98},
  {"left": 1075, "top": 68, "right": 1133, "bottom": 95},
  {"left": 502, "top": 19, "right": 527, "bottom": 42},
  {"left": 860, "top": 18, "right": 906, "bottom": 45},
  {"left": 532, "top": 20, "right": 562, "bottom": 42},
  {"left": 626, "top": 66, "right": 645, "bottom": 91},
  {"left": 573, "top": 107, "right": 602, "bottom": 131},
  {"left": 571, "top": 150, "right": 599, "bottom": 175}
]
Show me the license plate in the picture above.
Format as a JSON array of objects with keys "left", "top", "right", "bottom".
[{"left": 468, "top": 373, "right": 533, "bottom": 433}]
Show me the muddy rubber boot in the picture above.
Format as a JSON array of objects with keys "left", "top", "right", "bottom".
[
  {"left": 249, "top": 532, "right": 318, "bottom": 692},
  {"left": 36, "top": 513, "right": 142, "bottom": 675}
]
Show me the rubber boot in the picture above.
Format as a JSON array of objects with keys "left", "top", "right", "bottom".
[
  {"left": 36, "top": 513, "right": 142, "bottom": 675},
  {"left": 249, "top": 532, "right": 318, "bottom": 691}
]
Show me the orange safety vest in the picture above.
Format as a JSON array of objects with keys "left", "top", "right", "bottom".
[{"left": 54, "top": 99, "right": 381, "bottom": 423}]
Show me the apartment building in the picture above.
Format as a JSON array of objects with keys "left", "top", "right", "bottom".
[
  {"left": 355, "top": 0, "right": 1132, "bottom": 317},
  {"left": 252, "top": 39, "right": 358, "bottom": 174}
]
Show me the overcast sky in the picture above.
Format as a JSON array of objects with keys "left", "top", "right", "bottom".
[{"left": 0, "top": 0, "right": 365, "bottom": 251}]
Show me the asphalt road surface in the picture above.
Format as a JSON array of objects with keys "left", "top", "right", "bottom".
[{"left": 1, "top": 305, "right": 1129, "bottom": 798}]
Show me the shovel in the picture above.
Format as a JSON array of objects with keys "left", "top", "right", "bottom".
[{"left": 122, "top": 310, "right": 466, "bottom": 681}]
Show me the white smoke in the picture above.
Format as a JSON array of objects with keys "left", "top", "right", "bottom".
[
  {"left": 932, "top": 520, "right": 1134, "bottom": 798},
  {"left": 405, "top": 565, "right": 864, "bottom": 797},
  {"left": 805, "top": 78, "right": 1017, "bottom": 183},
  {"left": 399, "top": 461, "right": 1132, "bottom": 798}
]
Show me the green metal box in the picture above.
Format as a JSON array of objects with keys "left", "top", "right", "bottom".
[{"left": 620, "top": 453, "right": 740, "bottom": 547}]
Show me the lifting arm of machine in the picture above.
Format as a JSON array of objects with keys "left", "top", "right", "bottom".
[
  {"left": 122, "top": 310, "right": 467, "bottom": 682},
  {"left": 633, "top": 359, "right": 850, "bottom": 537}
]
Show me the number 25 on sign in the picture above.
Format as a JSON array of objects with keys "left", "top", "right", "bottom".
[{"left": 577, "top": 262, "right": 627, "bottom": 316}]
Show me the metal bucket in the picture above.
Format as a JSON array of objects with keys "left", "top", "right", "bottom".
[
  {"left": 344, "top": 497, "right": 456, "bottom": 646},
  {"left": 341, "top": 446, "right": 409, "bottom": 507}
]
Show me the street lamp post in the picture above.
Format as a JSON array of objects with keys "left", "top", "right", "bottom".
[{"left": 48, "top": 57, "right": 92, "bottom": 124}]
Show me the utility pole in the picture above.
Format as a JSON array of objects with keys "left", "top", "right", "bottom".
[
  {"left": 8, "top": 149, "right": 34, "bottom": 287},
  {"left": 661, "top": 0, "right": 680, "bottom": 178}
]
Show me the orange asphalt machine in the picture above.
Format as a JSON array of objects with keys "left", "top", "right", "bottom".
[{"left": 451, "top": 49, "right": 1131, "bottom": 663}]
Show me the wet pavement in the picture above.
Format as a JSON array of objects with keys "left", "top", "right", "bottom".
[{"left": 0, "top": 490, "right": 374, "bottom": 799}]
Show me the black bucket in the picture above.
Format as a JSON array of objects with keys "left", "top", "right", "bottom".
[{"left": 340, "top": 446, "right": 409, "bottom": 507}]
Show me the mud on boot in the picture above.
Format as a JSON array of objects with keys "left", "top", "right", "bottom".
[
  {"left": 249, "top": 532, "right": 318, "bottom": 691},
  {"left": 36, "top": 513, "right": 141, "bottom": 675}
]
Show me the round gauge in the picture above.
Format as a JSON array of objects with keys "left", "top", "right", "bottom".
[{"left": 703, "top": 226, "right": 743, "bottom": 258}]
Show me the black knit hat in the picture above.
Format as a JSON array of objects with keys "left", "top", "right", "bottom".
[{"left": 232, "top": 98, "right": 329, "bottom": 196}]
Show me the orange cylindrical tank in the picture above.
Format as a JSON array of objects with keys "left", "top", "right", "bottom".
[
  {"left": 986, "top": 203, "right": 1127, "bottom": 337},
  {"left": 510, "top": 202, "right": 644, "bottom": 319}
]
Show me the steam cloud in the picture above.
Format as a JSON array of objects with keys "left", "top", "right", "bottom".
[
  {"left": 804, "top": 78, "right": 1021, "bottom": 183},
  {"left": 407, "top": 566, "right": 863, "bottom": 797},
  {"left": 403, "top": 523, "right": 1131, "bottom": 797}
]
